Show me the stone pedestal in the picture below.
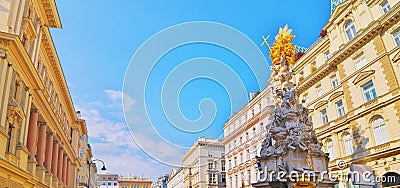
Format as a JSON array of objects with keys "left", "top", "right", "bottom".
[
  {"left": 36, "top": 165, "right": 46, "bottom": 183},
  {"left": 27, "top": 159, "right": 37, "bottom": 175},
  {"left": 52, "top": 177, "right": 59, "bottom": 188},
  {"left": 45, "top": 172, "right": 53, "bottom": 186}
]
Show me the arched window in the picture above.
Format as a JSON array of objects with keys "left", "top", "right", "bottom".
[
  {"left": 327, "top": 139, "right": 335, "bottom": 159},
  {"left": 343, "top": 133, "right": 353, "bottom": 156},
  {"left": 345, "top": 20, "right": 357, "bottom": 40},
  {"left": 372, "top": 116, "right": 389, "bottom": 145}
]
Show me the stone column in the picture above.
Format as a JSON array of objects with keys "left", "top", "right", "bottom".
[
  {"left": 36, "top": 122, "right": 47, "bottom": 166},
  {"left": 26, "top": 109, "right": 38, "bottom": 159},
  {"left": 44, "top": 132, "right": 54, "bottom": 171},
  {"left": 57, "top": 148, "right": 64, "bottom": 180},
  {"left": 66, "top": 160, "right": 70, "bottom": 186},
  {"left": 62, "top": 154, "right": 67, "bottom": 183},
  {"left": 51, "top": 141, "right": 59, "bottom": 176}
]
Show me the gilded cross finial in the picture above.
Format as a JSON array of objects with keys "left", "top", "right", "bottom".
[{"left": 261, "top": 35, "right": 271, "bottom": 50}]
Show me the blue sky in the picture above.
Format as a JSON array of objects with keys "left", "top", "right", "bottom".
[{"left": 51, "top": 0, "right": 331, "bottom": 179}]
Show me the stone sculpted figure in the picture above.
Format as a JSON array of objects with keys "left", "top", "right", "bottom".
[{"left": 260, "top": 133, "right": 275, "bottom": 158}]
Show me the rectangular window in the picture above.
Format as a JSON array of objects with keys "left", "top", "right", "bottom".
[
  {"left": 321, "top": 109, "right": 329, "bottom": 125},
  {"left": 336, "top": 100, "right": 345, "bottom": 117},
  {"left": 393, "top": 29, "right": 400, "bottom": 46},
  {"left": 331, "top": 76, "right": 339, "bottom": 88},
  {"left": 248, "top": 170, "right": 251, "bottom": 185},
  {"left": 235, "top": 175, "right": 238, "bottom": 188},
  {"left": 246, "top": 149, "right": 250, "bottom": 161},
  {"left": 234, "top": 157, "right": 237, "bottom": 166},
  {"left": 209, "top": 174, "right": 216, "bottom": 183},
  {"left": 327, "top": 140, "right": 335, "bottom": 159},
  {"left": 373, "top": 124, "right": 389, "bottom": 145},
  {"left": 208, "top": 162, "right": 213, "bottom": 170},
  {"left": 316, "top": 85, "right": 323, "bottom": 97},
  {"left": 354, "top": 54, "right": 367, "bottom": 70},
  {"left": 325, "top": 51, "right": 331, "bottom": 60},
  {"left": 362, "top": 81, "right": 377, "bottom": 102},
  {"left": 343, "top": 134, "right": 353, "bottom": 156},
  {"left": 221, "top": 174, "right": 226, "bottom": 183},
  {"left": 381, "top": 1, "right": 391, "bottom": 13},
  {"left": 221, "top": 161, "right": 225, "bottom": 171}
]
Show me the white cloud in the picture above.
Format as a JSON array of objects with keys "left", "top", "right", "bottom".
[
  {"left": 105, "top": 90, "right": 136, "bottom": 111},
  {"left": 74, "top": 91, "right": 183, "bottom": 180}
]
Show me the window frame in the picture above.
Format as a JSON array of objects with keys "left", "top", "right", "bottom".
[
  {"left": 321, "top": 108, "right": 329, "bottom": 125},
  {"left": 393, "top": 29, "right": 400, "bottom": 47},
  {"left": 362, "top": 81, "right": 377, "bottom": 102},
  {"left": 344, "top": 20, "right": 357, "bottom": 41},
  {"left": 327, "top": 139, "right": 335, "bottom": 159},
  {"left": 316, "top": 85, "right": 323, "bottom": 97},
  {"left": 372, "top": 116, "right": 389, "bottom": 145},
  {"left": 331, "top": 76, "right": 339, "bottom": 88},
  {"left": 381, "top": 1, "right": 391, "bottom": 13},
  {"left": 343, "top": 133, "right": 353, "bottom": 156},
  {"left": 336, "top": 100, "right": 345, "bottom": 118}
]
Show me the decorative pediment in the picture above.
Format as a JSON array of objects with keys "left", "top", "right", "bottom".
[
  {"left": 314, "top": 100, "right": 328, "bottom": 110},
  {"left": 329, "top": 0, "right": 351, "bottom": 22},
  {"left": 393, "top": 50, "right": 400, "bottom": 63},
  {"left": 352, "top": 70, "right": 375, "bottom": 85},
  {"left": 328, "top": 91, "right": 344, "bottom": 101},
  {"left": 7, "top": 105, "right": 25, "bottom": 124}
]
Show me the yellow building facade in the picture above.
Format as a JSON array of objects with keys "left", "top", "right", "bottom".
[
  {"left": 293, "top": 0, "right": 400, "bottom": 187},
  {"left": 119, "top": 176, "right": 152, "bottom": 188},
  {"left": 0, "top": 0, "right": 89, "bottom": 187}
]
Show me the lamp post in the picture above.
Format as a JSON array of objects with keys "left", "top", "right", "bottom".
[{"left": 88, "top": 159, "right": 107, "bottom": 188}]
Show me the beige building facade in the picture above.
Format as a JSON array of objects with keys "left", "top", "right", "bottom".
[
  {"left": 292, "top": 0, "right": 400, "bottom": 187},
  {"left": 167, "top": 168, "right": 184, "bottom": 188},
  {"left": 222, "top": 86, "right": 273, "bottom": 188},
  {"left": 0, "top": 0, "right": 90, "bottom": 187},
  {"left": 182, "top": 137, "right": 226, "bottom": 188}
]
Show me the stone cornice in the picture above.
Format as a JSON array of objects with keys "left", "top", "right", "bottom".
[
  {"left": 41, "top": 28, "right": 78, "bottom": 126},
  {"left": 36, "top": 0, "right": 62, "bottom": 28}
]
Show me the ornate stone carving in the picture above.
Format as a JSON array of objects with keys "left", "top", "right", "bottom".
[{"left": 253, "top": 26, "right": 336, "bottom": 188}]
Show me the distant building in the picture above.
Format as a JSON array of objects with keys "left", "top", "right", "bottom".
[
  {"left": 152, "top": 174, "right": 169, "bottom": 188},
  {"left": 182, "top": 137, "right": 226, "bottom": 188},
  {"left": 119, "top": 174, "right": 152, "bottom": 188},
  {"left": 223, "top": 86, "right": 273, "bottom": 188},
  {"left": 167, "top": 168, "right": 184, "bottom": 188},
  {"left": 98, "top": 174, "right": 119, "bottom": 188},
  {"left": 77, "top": 120, "right": 97, "bottom": 188}
]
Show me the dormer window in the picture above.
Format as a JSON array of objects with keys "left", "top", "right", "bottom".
[{"left": 345, "top": 20, "right": 357, "bottom": 41}]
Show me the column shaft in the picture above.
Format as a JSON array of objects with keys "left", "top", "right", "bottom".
[
  {"left": 57, "top": 149, "right": 63, "bottom": 179},
  {"left": 51, "top": 142, "right": 59, "bottom": 176},
  {"left": 44, "top": 133, "right": 53, "bottom": 171},
  {"left": 36, "top": 122, "right": 47, "bottom": 166},
  {"left": 62, "top": 154, "right": 67, "bottom": 183},
  {"left": 26, "top": 109, "right": 38, "bottom": 159}
]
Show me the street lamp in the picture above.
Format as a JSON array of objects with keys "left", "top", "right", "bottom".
[{"left": 88, "top": 159, "right": 107, "bottom": 188}]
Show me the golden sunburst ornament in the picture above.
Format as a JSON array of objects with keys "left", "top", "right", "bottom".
[{"left": 269, "top": 24, "right": 296, "bottom": 66}]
